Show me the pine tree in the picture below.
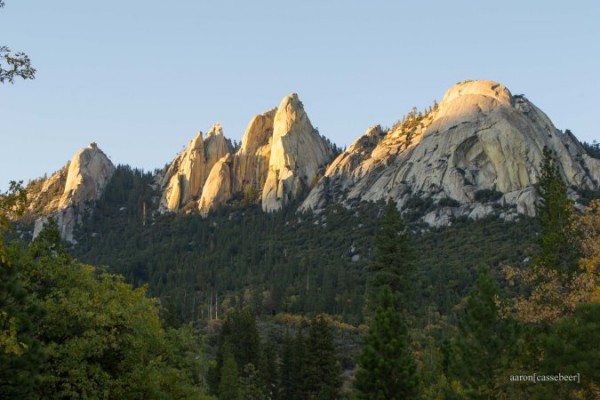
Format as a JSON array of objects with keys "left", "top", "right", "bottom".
[
  {"left": 534, "top": 146, "right": 579, "bottom": 273},
  {"left": 211, "top": 309, "right": 261, "bottom": 394},
  {"left": 368, "top": 199, "right": 415, "bottom": 312},
  {"left": 219, "top": 342, "right": 241, "bottom": 400},
  {"left": 447, "top": 268, "right": 518, "bottom": 399},
  {"left": 279, "top": 331, "right": 306, "bottom": 400},
  {"left": 258, "top": 337, "right": 279, "bottom": 399},
  {"left": 354, "top": 286, "right": 418, "bottom": 399},
  {"left": 303, "top": 316, "right": 342, "bottom": 399},
  {"left": 535, "top": 303, "right": 600, "bottom": 399},
  {"left": 239, "top": 363, "right": 267, "bottom": 400}
]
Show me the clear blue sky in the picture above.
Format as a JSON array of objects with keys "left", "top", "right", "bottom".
[{"left": 1, "top": 0, "right": 599, "bottom": 190}]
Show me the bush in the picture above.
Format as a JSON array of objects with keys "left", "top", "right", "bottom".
[
  {"left": 581, "top": 140, "right": 600, "bottom": 159},
  {"left": 474, "top": 189, "right": 503, "bottom": 203},
  {"left": 438, "top": 197, "right": 460, "bottom": 208}
]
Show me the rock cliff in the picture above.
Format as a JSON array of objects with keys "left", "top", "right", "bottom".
[
  {"left": 232, "top": 108, "right": 276, "bottom": 196},
  {"left": 262, "top": 94, "right": 334, "bottom": 211},
  {"left": 159, "top": 123, "right": 233, "bottom": 211},
  {"left": 302, "top": 80, "right": 600, "bottom": 225},
  {"left": 199, "top": 154, "right": 234, "bottom": 217},
  {"left": 28, "top": 143, "right": 115, "bottom": 242},
  {"left": 159, "top": 94, "right": 334, "bottom": 215}
]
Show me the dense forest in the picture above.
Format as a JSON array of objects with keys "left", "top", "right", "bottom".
[
  {"left": 72, "top": 165, "right": 538, "bottom": 327},
  {"left": 2, "top": 149, "right": 599, "bottom": 399}
]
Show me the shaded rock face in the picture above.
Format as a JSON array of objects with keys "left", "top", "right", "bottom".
[
  {"left": 159, "top": 123, "right": 233, "bottom": 211},
  {"left": 29, "top": 143, "right": 115, "bottom": 242},
  {"left": 302, "top": 80, "right": 600, "bottom": 224},
  {"left": 262, "top": 94, "right": 334, "bottom": 211}
]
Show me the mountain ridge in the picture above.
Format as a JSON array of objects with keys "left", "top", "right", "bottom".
[
  {"left": 20, "top": 80, "right": 600, "bottom": 239},
  {"left": 302, "top": 80, "right": 600, "bottom": 225}
]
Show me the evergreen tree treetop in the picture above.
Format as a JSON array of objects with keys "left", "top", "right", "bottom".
[
  {"left": 368, "top": 199, "right": 415, "bottom": 313},
  {"left": 354, "top": 286, "right": 418, "bottom": 399},
  {"left": 534, "top": 146, "right": 579, "bottom": 273}
]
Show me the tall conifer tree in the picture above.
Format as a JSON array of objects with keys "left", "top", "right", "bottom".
[
  {"left": 355, "top": 286, "right": 418, "bottom": 399},
  {"left": 219, "top": 342, "right": 241, "bottom": 400},
  {"left": 369, "top": 199, "right": 415, "bottom": 311},
  {"left": 303, "top": 316, "right": 342, "bottom": 399},
  {"left": 535, "top": 146, "right": 579, "bottom": 273}
]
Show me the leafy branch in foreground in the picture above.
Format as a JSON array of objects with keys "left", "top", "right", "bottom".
[
  {"left": 0, "top": 1, "right": 36, "bottom": 84},
  {"left": 0, "top": 46, "right": 36, "bottom": 84}
]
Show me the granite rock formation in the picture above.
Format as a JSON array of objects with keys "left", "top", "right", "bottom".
[{"left": 301, "top": 80, "right": 600, "bottom": 225}]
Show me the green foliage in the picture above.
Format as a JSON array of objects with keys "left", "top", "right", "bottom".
[
  {"left": 390, "top": 102, "right": 437, "bottom": 134},
  {"left": 402, "top": 195, "right": 435, "bottom": 219},
  {"left": 446, "top": 268, "right": 519, "bottom": 399},
  {"left": 280, "top": 331, "right": 306, "bottom": 400},
  {"left": 574, "top": 186, "right": 600, "bottom": 206},
  {"left": 354, "top": 287, "right": 418, "bottom": 399},
  {"left": 581, "top": 140, "right": 600, "bottom": 159},
  {"left": 30, "top": 217, "right": 68, "bottom": 259},
  {"left": 369, "top": 200, "right": 415, "bottom": 311},
  {"left": 535, "top": 147, "right": 579, "bottom": 273},
  {"left": 0, "top": 181, "right": 42, "bottom": 399},
  {"left": 258, "top": 337, "right": 279, "bottom": 399},
  {"left": 437, "top": 197, "right": 460, "bottom": 208},
  {"left": 302, "top": 315, "right": 342, "bottom": 399},
  {"left": 2, "top": 216, "right": 212, "bottom": 399},
  {"left": 0, "top": 3, "right": 36, "bottom": 84},
  {"left": 219, "top": 342, "right": 241, "bottom": 400},
  {"left": 210, "top": 309, "right": 262, "bottom": 395},
  {"left": 210, "top": 312, "right": 343, "bottom": 399},
  {"left": 534, "top": 303, "right": 600, "bottom": 399},
  {"left": 73, "top": 166, "right": 541, "bottom": 330},
  {"left": 473, "top": 189, "right": 503, "bottom": 203},
  {"left": 0, "top": 46, "right": 36, "bottom": 84},
  {"left": 239, "top": 363, "right": 267, "bottom": 400},
  {"left": 75, "top": 168, "right": 373, "bottom": 324},
  {"left": 0, "top": 259, "right": 42, "bottom": 399},
  {"left": 0, "top": 181, "right": 27, "bottom": 263},
  {"left": 62, "top": 167, "right": 566, "bottom": 398}
]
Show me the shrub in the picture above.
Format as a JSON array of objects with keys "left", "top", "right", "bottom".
[{"left": 474, "top": 189, "right": 503, "bottom": 203}]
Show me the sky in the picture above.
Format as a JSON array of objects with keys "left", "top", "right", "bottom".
[{"left": 1, "top": 1, "right": 599, "bottom": 190}]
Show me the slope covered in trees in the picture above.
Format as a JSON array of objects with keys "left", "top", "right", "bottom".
[
  {"left": 3, "top": 148, "right": 598, "bottom": 398},
  {"left": 0, "top": 185, "right": 213, "bottom": 399},
  {"left": 72, "top": 166, "right": 539, "bottom": 327}
]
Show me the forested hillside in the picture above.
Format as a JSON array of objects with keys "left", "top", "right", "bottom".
[
  {"left": 4, "top": 149, "right": 600, "bottom": 398},
  {"left": 72, "top": 165, "right": 538, "bottom": 326},
  {"left": 0, "top": 183, "right": 212, "bottom": 399}
]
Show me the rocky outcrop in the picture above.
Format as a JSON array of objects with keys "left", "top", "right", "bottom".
[
  {"left": 28, "top": 143, "right": 115, "bottom": 242},
  {"left": 232, "top": 108, "right": 276, "bottom": 196},
  {"left": 302, "top": 80, "right": 600, "bottom": 224},
  {"left": 160, "top": 94, "right": 334, "bottom": 215},
  {"left": 160, "top": 123, "right": 233, "bottom": 211},
  {"left": 262, "top": 94, "right": 334, "bottom": 211},
  {"left": 60, "top": 143, "right": 115, "bottom": 208},
  {"left": 199, "top": 154, "right": 234, "bottom": 217}
]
